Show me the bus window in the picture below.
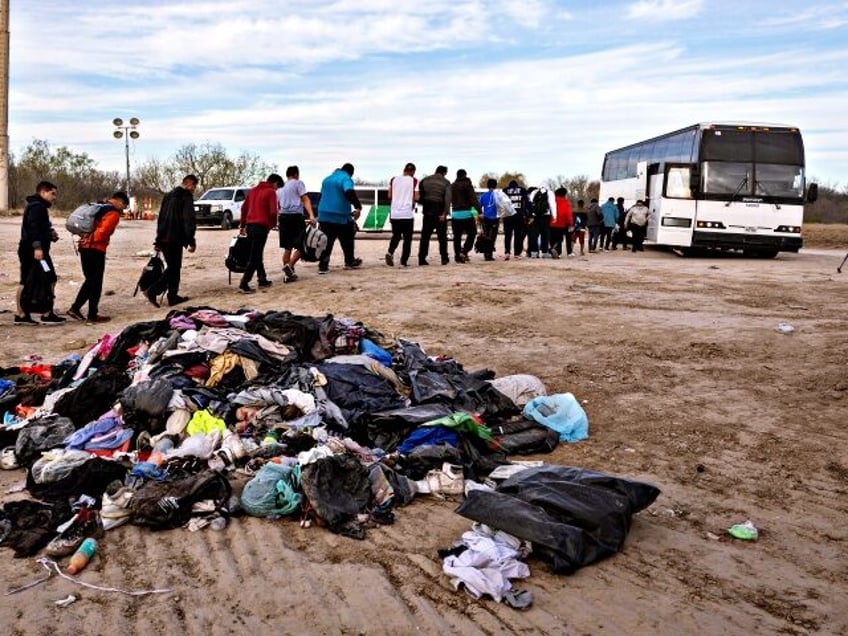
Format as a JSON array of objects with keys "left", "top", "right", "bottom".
[{"left": 665, "top": 166, "right": 693, "bottom": 199}]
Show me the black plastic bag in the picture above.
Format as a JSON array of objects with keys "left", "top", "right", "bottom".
[
  {"left": 21, "top": 260, "right": 54, "bottom": 314},
  {"left": 455, "top": 465, "right": 660, "bottom": 574},
  {"left": 300, "top": 454, "right": 371, "bottom": 539}
]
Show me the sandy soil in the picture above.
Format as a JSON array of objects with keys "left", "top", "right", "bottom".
[{"left": 1, "top": 217, "right": 847, "bottom": 635}]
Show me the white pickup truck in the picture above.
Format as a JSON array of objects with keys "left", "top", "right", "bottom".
[{"left": 194, "top": 186, "right": 251, "bottom": 229}]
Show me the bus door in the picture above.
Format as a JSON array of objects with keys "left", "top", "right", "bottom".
[
  {"left": 646, "top": 163, "right": 662, "bottom": 241},
  {"left": 653, "top": 163, "right": 696, "bottom": 247}
]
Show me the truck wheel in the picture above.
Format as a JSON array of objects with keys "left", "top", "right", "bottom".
[{"left": 221, "top": 211, "right": 233, "bottom": 230}]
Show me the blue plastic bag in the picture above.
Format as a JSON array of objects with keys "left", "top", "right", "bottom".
[
  {"left": 522, "top": 393, "right": 589, "bottom": 442},
  {"left": 360, "top": 338, "right": 393, "bottom": 367}
]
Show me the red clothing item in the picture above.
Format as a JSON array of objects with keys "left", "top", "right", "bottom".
[
  {"left": 78, "top": 209, "right": 120, "bottom": 252},
  {"left": 241, "top": 181, "right": 279, "bottom": 230},
  {"left": 551, "top": 197, "right": 573, "bottom": 229}
]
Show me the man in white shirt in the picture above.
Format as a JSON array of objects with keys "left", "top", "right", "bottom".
[
  {"left": 385, "top": 162, "right": 418, "bottom": 267},
  {"left": 277, "top": 165, "right": 316, "bottom": 283}
]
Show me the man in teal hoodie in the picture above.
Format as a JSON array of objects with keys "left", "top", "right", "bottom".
[
  {"left": 317, "top": 163, "right": 363, "bottom": 274},
  {"left": 600, "top": 197, "right": 619, "bottom": 251}
]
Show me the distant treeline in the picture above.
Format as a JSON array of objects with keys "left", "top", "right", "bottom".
[{"left": 805, "top": 182, "right": 848, "bottom": 223}]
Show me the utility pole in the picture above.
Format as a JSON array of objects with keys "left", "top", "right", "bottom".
[{"left": 0, "top": 0, "right": 10, "bottom": 212}]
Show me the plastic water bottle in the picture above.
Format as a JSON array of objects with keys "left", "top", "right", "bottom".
[{"left": 67, "top": 538, "right": 97, "bottom": 575}]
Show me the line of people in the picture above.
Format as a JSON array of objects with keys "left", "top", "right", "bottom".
[{"left": 12, "top": 166, "right": 654, "bottom": 327}]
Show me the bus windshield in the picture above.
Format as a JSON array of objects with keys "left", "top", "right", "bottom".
[{"left": 702, "top": 161, "right": 804, "bottom": 199}]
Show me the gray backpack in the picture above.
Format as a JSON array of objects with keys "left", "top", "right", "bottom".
[{"left": 66, "top": 202, "right": 107, "bottom": 236}]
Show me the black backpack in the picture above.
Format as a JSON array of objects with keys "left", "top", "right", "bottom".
[
  {"left": 225, "top": 234, "right": 251, "bottom": 283},
  {"left": 531, "top": 189, "right": 550, "bottom": 218},
  {"left": 134, "top": 252, "right": 165, "bottom": 297}
]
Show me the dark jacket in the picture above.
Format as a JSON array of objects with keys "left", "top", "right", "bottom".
[
  {"left": 156, "top": 186, "right": 196, "bottom": 249},
  {"left": 418, "top": 173, "right": 451, "bottom": 215},
  {"left": 450, "top": 177, "right": 480, "bottom": 212},
  {"left": 503, "top": 181, "right": 529, "bottom": 218},
  {"left": 21, "top": 194, "right": 54, "bottom": 250},
  {"left": 586, "top": 201, "right": 603, "bottom": 227}
]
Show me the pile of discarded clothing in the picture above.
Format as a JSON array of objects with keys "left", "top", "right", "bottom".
[{"left": 0, "top": 306, "right": 659, "bottom": 606}]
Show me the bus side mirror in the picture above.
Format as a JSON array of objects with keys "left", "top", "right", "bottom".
[
  {"left": 807, "top": 182, "right": 818, "bottom": 203},
  {"left": 689, "top": 167, "right": 701, "bottom": 195}
]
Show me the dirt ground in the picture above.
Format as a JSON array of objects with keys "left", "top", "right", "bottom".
[{"left": 1, "top": 217, "right": 846, "bottom": 635}]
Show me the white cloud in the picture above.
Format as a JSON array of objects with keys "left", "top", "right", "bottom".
[
  {"left": 627, "top": 0, "right": 705, "bottom": 21},
  {"left": 7, "top": 1, "right": 848, "bottom": 187}
]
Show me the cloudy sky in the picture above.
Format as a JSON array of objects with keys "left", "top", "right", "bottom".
[{"left": 8, "top": 0, "right": 848, "bottom": 188}]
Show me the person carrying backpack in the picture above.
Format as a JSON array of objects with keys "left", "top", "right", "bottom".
[
  {"left": 67, "top": 192, "right": 127, "bottom": 324},
  {"left": 15, "top": 180, "right": 63, "bottom": 325},
  {"left": 146, "top": 174, "right": 198, "bottom": 307},
  {"left": 526, "top": 186, "right": 555, "bottom": 258}
]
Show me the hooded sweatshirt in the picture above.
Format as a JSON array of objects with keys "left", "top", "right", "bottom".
[{"left": 21, "top": 194, "right": 54, "bottom": 250}]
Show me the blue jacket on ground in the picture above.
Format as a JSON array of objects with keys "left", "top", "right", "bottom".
[{"left": 318, "top": 169, "right": 355, "bottom": 224}]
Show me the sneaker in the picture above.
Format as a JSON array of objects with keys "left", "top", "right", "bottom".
[
  {"left": 86, "top": 315, "right": 111, "bottom": 325},
  {"left": 13, "top": 315, "right": 37, "bottom": 326},
  {"left": 145, "top": 289, "right": 160, "bottom": 308},
  {"left": 567, "top": 252, "right": 575, "bottom": 258},
  {"left": 168, "top": 295, "right": 189, "bottom": 306},
  {"left": 418, "top": 260, "right": 429, "bottom": 266},
  {"left": 454, "top": 255, "right": 466, "bottom": 264},
  {"left": 344, "top": 258, "right": 363, "bottom": 269},
  {"left": 504, "top": 254, "right": 510, "bottom": 261},
  {"left": 441, "top": 257, "right": 450, "bottom": 265},
  {"left": 550, "top": 248, "right": 559, "bottom": 259},
  {"left": 258, "top": 279, "right": 273, "bottom": 288},
  {"left": 513, "top": 253, "right": 522, "bottom": 260},
  {"left": 67, "top": 307, "right": 85, "bottom": 322},
  {"left": 318, "top": 269, "right": 329, "bottom": 275},
  {"left": 238, "top": 285, "right": 256, "bottom": 294},
  {"left": 384, "top": 253, "right": 394, "bottom": 267},
  {"left": 283, "top": 274, "right": 295, "bottom": 284},
  {"left": 283, "top": 265, "right": 295, "bottom": 279},
  {"left": 40, "top": 312, "right": 66, "bottom": 325}
]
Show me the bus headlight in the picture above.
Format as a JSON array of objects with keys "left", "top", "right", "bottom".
[
  {"left": 775, "top": 225, "right": 801, "bottom": 233},
  {"left": 696, "top": 221, "right": 727, "bottom": 229}
]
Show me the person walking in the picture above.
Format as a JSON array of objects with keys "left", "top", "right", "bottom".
[
  {"left": 277, "top": 165, "right": 316, "bottom": 284},
  {"left": 624, "top": 199, "right": 651, "bottom": 252},
  {"left": 449, "top": 169, "right": 480, "bottom": 263},
  {"left": 526, "top": 186, "right": 555, "bottom": 258},
  {"left": 417, "top": 165, "right": 451, "bottom": 266},
  {"left": 586, "top": 198, "right": 603, "bottom": 253},
  {"left": 572, "top": 199, "right": 588, "bottom": 256},
  {"left": 385, "top": 163, "right": 418, "bottom": 267},
  {"left": 147, "top": 174, "right": 198, "bottom": 307},
  {"left": 15, "top": 180, "right": 64, "bottom": 325},
  {"left": 238, "top": 173, "right": 283, "bottom": 293},
  {"left": 613, "top": 196, "right": 629, "bottom": 250},
  {"left": 502, "top": 179, "right": 529, "bottom": 260},
  {"left": 477, "top": 178, "right": 500, "bottom": 261},
  {"left": 67, "top": 192, "right": 127, "bottom": 324},
  {"left": 550, "top": 187, "right": 574, "bottom": 258},
  {"left": 317, "top": 163, "right": 363, "bottom": 274},
  {"left": 600, "top": 196, "right": 618, "bottom": 251}
]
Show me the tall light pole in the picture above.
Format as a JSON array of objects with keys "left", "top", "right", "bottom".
[
  {"left": 0, "top": 0, "right": 10, "bottom": 212},
  {"left": 112, "top": 117, "right": 139, "bottom": 197}
]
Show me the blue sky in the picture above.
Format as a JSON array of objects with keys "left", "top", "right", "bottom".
[{"left": 9, "top": 0, "right": 848, "bottom": 188}]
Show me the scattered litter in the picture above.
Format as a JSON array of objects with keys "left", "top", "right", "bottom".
[
  {"left": 787, "top": 305, "right": 808, "bottom": 311},
  {"left": 708, "top": 265, "right": 720, "bottom": 270},
  {"left": 135, "top": 249, "right": 156, "bottom": 258},
  {"left": 776, "top": 323, "right": 795, "bottom": 334},
  {"left": 54, "top": 594, "right": 77, "bottom": 607},
  {"left": 705, "top": 532, "right": 720, "bottom": 541},
  {"left": 727, "top": 520, "right": 758, "bottom": 541},
  {"left": 6, "top": 558, "right": 173, "bottom": 597}
]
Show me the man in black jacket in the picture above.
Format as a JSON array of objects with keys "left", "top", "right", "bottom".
[
  {"left": 15, "top": 180, "right": 64, "bottom": 325},
  {"left": 147, "top": 174, "right": 198, "bottom": 307},
  {"left": 450, "top": 169, "right": 481, "bottom": 263},
  {"left": 416, "top": 165, "right": 451, "bottom": 265}
]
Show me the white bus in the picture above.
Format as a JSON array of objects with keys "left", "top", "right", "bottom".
[{"left": 599, "top": 122, "right": 818, "bottom": 257}]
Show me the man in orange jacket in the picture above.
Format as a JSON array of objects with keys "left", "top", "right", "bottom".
[{"left": 67, "top": 192, "right": 128, "bottom": 324}]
